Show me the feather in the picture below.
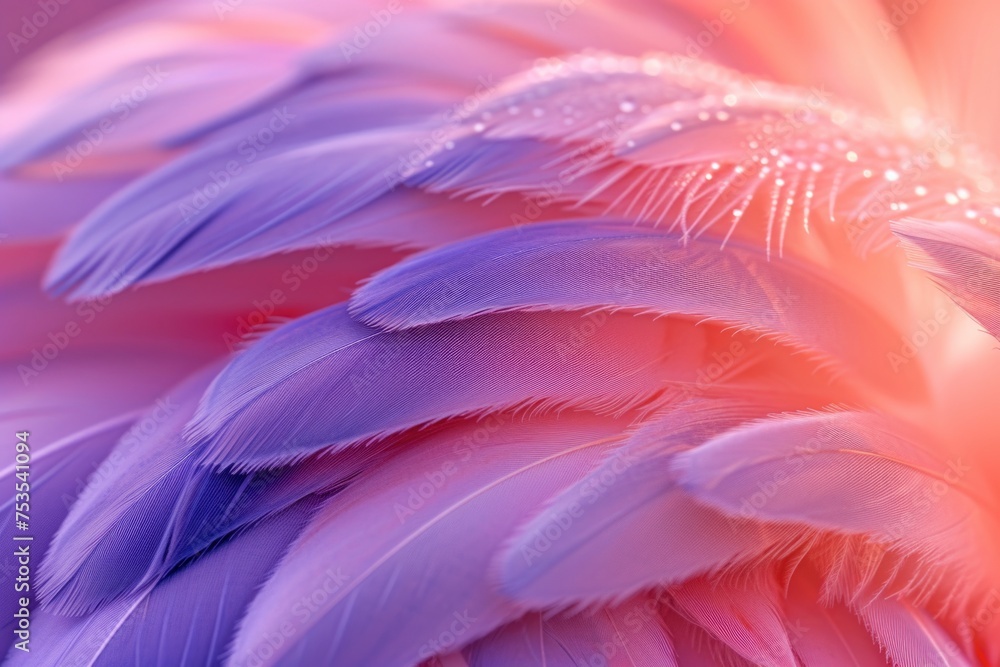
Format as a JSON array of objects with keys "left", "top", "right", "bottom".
[
  {"left": 0, "top": 414, "right": 134, "bottom": 653},
  {"left": 497, "top": 399, "right": 805, "bottom": 608},
  {"left": 349, "top": 219, "right": 924, "bottom": 396},
  {"left": 40, "top": 363, "right": 387, "bottom": 615},
  {"left": 856, "top": 598, "right": 973, "bottom": 667},
  {"left": 783, "top": 568, "right": 889, "bottom": 666},
  {"left": 465, "top": 596, "right": 677, "bottom": 667},
  {"left": 166, "top": 444, "right": 389, "bottom": 565},
  {"left": 44, "top": 127, "right": 573, "bottom": 301},
  {"left": 226, "top": 413, "right": 628, "bottom": 667},
  {"left": 6, "top": 502, "right": 314, "bottom": 667},
  {"left": 41, "top": 50, "right": 999, "bottom": 302},
  {"left": 893, "top": 218, "right": 1000, "bottom": 340},
  {"left": 664, "top": 608, "right": 756, "bottom": 667},
  {"left": 674, "top": 410, "right": 1000, "bottom": 607},
  {"left": 44, "top": 126, "right": 422, "bottom": 300},
  {"left": 185, "top": 305, "right": 711, "bottom": 470},
  {"left": 39, "top": 364, "right": 223, "bottom": 614},
  {"left": 670, "top": 572, "right": 797, "bottom": 667}
]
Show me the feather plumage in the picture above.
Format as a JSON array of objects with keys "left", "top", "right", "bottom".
[
  {"left": 5, "top": 0, "right": 1000, "bottom": 664},
  {"left": 185, "top": 305, "right": 715, "bottom": 469},
  {"left": 227, "top": 414, "right": 628, "bottom": 667},
  {"left": 674, "top": 410, "right": 1000, "bottom": 609}
]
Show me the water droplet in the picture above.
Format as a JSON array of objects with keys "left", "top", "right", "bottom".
[
  {"left": 619, "top": 101, "right": 636, "bottom": 113},
  {"left": 723, "top": 94, "right": 738, "bottom": 107},
  {"left": 914, "top": 185, "right": 927, "bottom": 196},
  {"left": 945, "top": 193, "right": 959, "bottom": 205},
  {"left": 957, "top": 187, "right": 970, "bottom": 200},
  {"left": 884, "top": 169, "right": 900, "bottom": 182},
  {"left": 670, "top": 121, "right": 683, "bottom": 131},
  {"left": 846, "top": 151, "right": 858, "bottom": 162},
  {"left": 473, "top": 123, "right": 485, "bottom": 132}
]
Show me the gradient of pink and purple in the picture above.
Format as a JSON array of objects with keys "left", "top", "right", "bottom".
[{"left": 3, "top": 1, "right": 1000, "bottom": 665}]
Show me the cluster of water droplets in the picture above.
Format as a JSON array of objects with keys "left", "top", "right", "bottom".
[{"left": 429, "top": 52, "right": 1000, "bottom": 258}]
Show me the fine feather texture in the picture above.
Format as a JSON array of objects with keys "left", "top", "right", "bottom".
[
  {"left": 185, "top": 306, "right": 716, "bottom": 470},
  {"left": 664, "top": 608, "right": 757, "bottom": 667},
  {"left": 782, "top": 567, "right": 890, "bottom": 666},
  {"left": 464, "top": 596, "right": 678, "bottom": 667},
  {"left": 40, "top": 362, "right": 389, "bottom": 615},
  {"left": 227, "top": 414, "right": 628, "bottom": 667},
  {"left": 38, "top": 364, "right": 224, "bottom": 614},
  {"left": 0, "top": 414, "right": 134, "bottom": 648},
  {"left": 349, "top": 220, "right": 925, "bottom": 396},
  {"left": 673, "top": 410, "right": 1000, "bottom": 609},
  {"left": 856, "top": 598, "right": 974, "bottom": 667},
  {"left": 893, "top": 217, "right": 1000, "bottom": 340},
  {"left": 166, "top": 443, "right": 390, "bottom": 565},
  {"left": 8, "top": 502, "right": 315, "bottom": 667},
  {"left": 44, "top": 127, "right": 434, "bottom": 300},
  {"left": 7, "top": 0, "right": 1000, "bottom": 663},
  {"left": 41, "top": 50, "right": 993, "bottom": 301},
  {"left": 497, "top": 399, "right": 810, "bottom": 608},
  {"left": 669, "top": 572, "right": 797, "bottom": 667}
]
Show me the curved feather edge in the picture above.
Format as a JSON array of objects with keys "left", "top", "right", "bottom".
[
  {"left": 856, "top": 598, "right": 973, "bottom": 667},
  {"left": 5, "top": 502, "right": 315, "bottom": 667},
  {"left": 225, "top": 414, "right": 631, "bottom": 667},
  {"left": 892, "top": 217, "right": 1000, "bottom": 340},
  {"left": 184, "top": 305, "right": 710, "bottom": 470},
  {"left": 673, "top": 410, "right": 1000, "bottom": 613},
  {"left": 349, "top": 219, "right": 926, "bottom": 397},
  {"left": 464, "top": 595, "right": 677, "bottom": 667},
  {"left": 496, "top": 398, "right": 819, "bottom": 609},
  {"left": 669, "top": 571, "right": 797, "bottom": 667}
]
